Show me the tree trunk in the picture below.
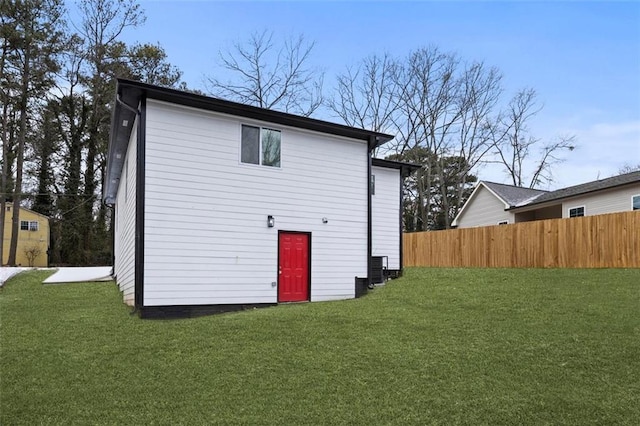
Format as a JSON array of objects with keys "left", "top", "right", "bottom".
[
  {"left": 7, "top": 48, "right": 29, "bottom": 265},
  {"left": 1, "top": 101, "right": 8, "bottom": 265}
]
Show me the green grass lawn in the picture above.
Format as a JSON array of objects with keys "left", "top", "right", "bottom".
[{"left": 1, "top": 268, "right": 639, "bottom": 425}]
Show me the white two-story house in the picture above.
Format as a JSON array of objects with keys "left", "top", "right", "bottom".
[{"left": 104, "top": 79, "right": 416, "bottom": 318}]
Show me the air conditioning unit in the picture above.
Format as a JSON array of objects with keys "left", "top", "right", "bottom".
[{"left": 371, "top": 256, "right": 388, "bottom": 284}]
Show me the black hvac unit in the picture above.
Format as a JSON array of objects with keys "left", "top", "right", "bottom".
[
  {"left": 371, "top": 256, "right": 388, "bottom": 284},
  {"left": 355, "top": 277, "right": 368, "bottom": 297}
]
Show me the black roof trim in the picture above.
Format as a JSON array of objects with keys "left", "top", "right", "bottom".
[
  {"left": 372, "top": 158, "right": 421, "bottom": 178},
  {"left": 117, "top": 79, "right": 394, "bottom": 144},
  {"left": 103, "top": 79, "right": 396, "bottom": 204}
]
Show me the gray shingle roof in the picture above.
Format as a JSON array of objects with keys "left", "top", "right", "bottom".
[
  {"left": 482, "top": 181, "right": 548, "bottom": 207},
  {"left": 516, "top": 170, "right": 640, "bottom": 208}
]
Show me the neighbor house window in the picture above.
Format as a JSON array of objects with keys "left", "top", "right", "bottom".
[
  {"left": 633, "top": 195, "right": 640, "bottom": 211},
  {"left": 20, "top": 221, "right": 38, "bottom": 231},
  {"left": 498, "top": 220, "right": 508, "bottom": 225},
  {"left": 241, "top": 124, "right": 281, "bottom": 167},
  {"left": 568, "top": 206, "right": 585, "bottom": 218},
  {"left": 371, "top": 175, "right": 375, "bottom": 195}
]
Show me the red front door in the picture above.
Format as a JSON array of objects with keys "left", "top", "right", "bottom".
[{"left": 278, "top": 232, "right": 310, "bottom": 302}]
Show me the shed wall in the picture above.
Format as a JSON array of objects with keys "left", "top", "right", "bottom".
[
  {"left": 142, "top": 100, "right": 368, "bottom": 306},
  {"left": 1, "top": 208, "right": 49, "bottom": 267}
]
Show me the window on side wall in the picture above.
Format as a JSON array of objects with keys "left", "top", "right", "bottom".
[
  {"left": 371, "top": 175, "right": 375, "bottom": 195},
  {"left": 498, "top": 220, "right": 508, "bottom": 225},
  {"left": 568, "top": 206, "right": 585, "bottom": 218},
  {"left": 633, "top": 195, "right": 640, "bottom": 211},
  {"left": 241, "top": 124, "right": 281, "bottom": 167},
  {"left": 19, "top": 221, "right": 38, "bottom": 231}
]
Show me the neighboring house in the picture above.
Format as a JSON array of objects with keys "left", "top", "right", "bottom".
[
  {"left": 104, "top": 79, "right": 416, "bottom": 318},
  {"left": 451, "top": 182, "right": 546, "bottom": 228},
  {"left": 453, "top": 171, "right": 640, "bottom": 228},
  {"left": 2, "top": 206, "right": 49, "bottom": 267}
]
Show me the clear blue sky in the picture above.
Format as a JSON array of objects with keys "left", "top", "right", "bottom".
[{"left": 106, "top": 0, "right": 639, "bottom": 189}]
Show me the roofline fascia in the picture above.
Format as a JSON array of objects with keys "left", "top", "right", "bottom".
[
  {"left": 117, "top": 78, "right": 394, "bottom": 145},
  {"left": 372, "top": 158, "right": 421, "bottom": 178},
  {"left": 507, "top": 180, "right": 640, "bottom": 211}
]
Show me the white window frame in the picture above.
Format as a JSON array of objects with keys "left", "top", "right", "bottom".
[
  {"left": 497, "top": 220, "right": 509, "bottom": 225},
  {"left": 239, "top": 124, "right": 282, "bottom": 168},
  {"left": 568, "top": 206, "right": 585, "bottom": 218},
  {"left": 632, "top": 194, "right": 640, "bottom": 211},
  {"left": 20, "top": 220, "right": 38, "bottom": 231}
]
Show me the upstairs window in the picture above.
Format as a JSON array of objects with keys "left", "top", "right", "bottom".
[
  {"left": 569, "top": 206, "right": 585, "bottom": 218},
  {"left": 241, "top": 125, "right": 281, "bottom": 167},
  {"left": 20, "top": 220, "right": 38, "bottom": 231},
  {"left": 633, "top": 195, "right": 640, "bottom": 211}
]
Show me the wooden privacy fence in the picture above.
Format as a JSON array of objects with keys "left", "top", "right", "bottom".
[{"left": 404, "top": 211, "right": 640, "bottom": 268}]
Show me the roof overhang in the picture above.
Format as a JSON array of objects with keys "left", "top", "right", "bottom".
[
  {"left": 372, "top": 158, "right": 421, "bottom": 178},
  {"left": 103, "top": 79, "right": 396, "bottom": 205},
  {"left": 507, "top": 199, "right": 562, "bottom": 213}
]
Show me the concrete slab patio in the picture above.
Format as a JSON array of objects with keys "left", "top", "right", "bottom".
[{"left": 43, "top": 267, "right": 113, "bottom": 284}]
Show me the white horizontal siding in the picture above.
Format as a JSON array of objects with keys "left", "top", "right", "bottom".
[
  {"left": 455, "top": 186, "right": 514, "bottom": 228},
  {"left": 143, "top": 100, "right": 368, "bottom": 306},
  {"left": 114, "top": 123, "right": 137, "bottom": 305},
  {"left": 562, "top": 184, "right": 640, "bottom": 218},
  {"left": 372, "top": 166, "right": 401, "bottom": 269}
]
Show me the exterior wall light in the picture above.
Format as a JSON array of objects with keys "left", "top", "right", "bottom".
[
  {"left": 322, "top": 217, "right": 328, "bottom": 224},
  {"left": 267, "top": 215, "right": 275, "bottom": 228}
]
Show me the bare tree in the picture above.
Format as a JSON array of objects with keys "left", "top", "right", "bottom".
[
  {"left": 328, "top": 53, "right": 399, "bottom": 135},
  {"left": 206, "top": 31, "right": 323, "bottom": 117},
  {"left": 443, "top": 61, "right": 502, "bottom": 224},
  {"left": 392, "top": 48, "right": 502, "bottom": 229},
  {"left": 330, "top": 47, "right": 504, "bottom": 230},
  {"left": 391, "top": 48, "right": 463, "bottom": 229},
  {"left": 491, "top": 89, "right": 576, "bottom": 188},
  {"left": 23, "top": 244, "right": 43, "bottom": 267},
  {"left": 618, "top": 163, "right": 640, "bottom": 174}
]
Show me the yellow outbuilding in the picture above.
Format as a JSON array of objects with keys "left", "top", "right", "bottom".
[{"left": 2, "top": 205, "right": 50, "bottom": 267}]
